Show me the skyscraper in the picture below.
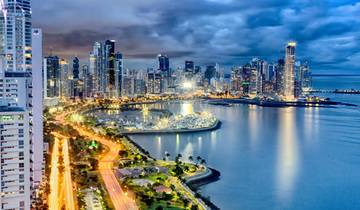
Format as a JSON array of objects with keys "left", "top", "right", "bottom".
[
  {"left": 158, "top": 54, "right": 169, "bottom": 73},
  {"left": 31, "top": 28, "right": 44, "bottom": 189},
  {"left": 90, "top": 40, "right": 123, "bottom": 98},
  {"left": 115, "top": 52, "right": 123, "bottom": 97},
  {"left": 59, "top": 59, "right": 71, "bottom": 98},
  {"left": 89, "top": 52, "right": 97, "bottom": 96},
  {"left": 0, "top": 0, "right": 34, "bottom": 209},
  {"left": 104, "top": 40, "right": 116, "bottom": 97},
  {"left": 275, "top": 59, "right": 285, "bottom": 96},
  {"left": 299, "top": 61, "right": 312, "bottom": 92},
  {"left": 185, "top": 61, "right": 194, "bottom": 73},
  {"left": 91, "top": 42, "right": 104, "bottom": 96},
  {"left": 43, "top": 56, "right": 60, "bottom": 98},
  {"left": 284, "top": 42, "right": 296, "bottom": 100},
  {"left": 204, "top": 65, "right": 216, "bottom": 84},
  {"left": 72, "top": 57, "right": 80, "bottom": 80}
]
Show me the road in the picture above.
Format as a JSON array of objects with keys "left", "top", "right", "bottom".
[
  {"left": 62, "top": 137, "right": 76, "bottom": 210},
  {"left": 49, "top": 131, "right": 77, "bottom": 210},
  {"left": 55, "top": 109, "right": 137, "bottom": 210},
  {"left": 48, "top": 137, "right": 60, "bottom": 210},
  {"left": 75, "top": 125, "right": 137, "bottom": 210}
]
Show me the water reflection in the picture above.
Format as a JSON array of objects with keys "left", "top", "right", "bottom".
[
  {"left": 182, "top": 142, "right": 194, "bottom": 161},
  {"left": 176, "top": 134, "right": 180, "bottom": 154},
  {"left": 181, "top": 102, "right": 194, "bottom": 116},
  {"left": 248, "top": 106, "right": 258, "bottom": 150},
  {"left": 276, "top": 108, "right": 299, "bottom": 204},
  {"left": 210, "top": 131, "right": 217, "bottom": 153},
  {"left": 304, "top": 107, "right": 320, "bottom": 145}
]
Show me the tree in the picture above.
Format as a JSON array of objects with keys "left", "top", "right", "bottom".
[
  {"left": 191, "top": 204, "right": 199, "bottom": 210},
  {"left": 188, "top": 156, "right": 193, "bottom": 162},
  {"left": 165, "top": 152, "right": 170, "bottom": 161},
  {"left": 196, "top": 156, "right": 202, "bottom": 167},
  {"left": 155, "top": 206, "right": 163, "bottom": 210}
]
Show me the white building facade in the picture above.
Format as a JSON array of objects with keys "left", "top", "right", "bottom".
[{"left": 1, "top": 0, "right": 36, "bottom": 209}]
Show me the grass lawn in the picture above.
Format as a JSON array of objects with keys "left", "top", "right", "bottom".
[{"left": 148, "top": 201, "right": 184, "bottom": 210}]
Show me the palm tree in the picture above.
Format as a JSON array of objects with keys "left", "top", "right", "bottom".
[
  {"left": 165, "top": 152, "right": 170, "bottom": 161},
  {"left": 196, "top": 156, "right": 202, "bottom": 163}
]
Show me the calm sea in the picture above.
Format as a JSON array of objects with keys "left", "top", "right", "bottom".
[{"left": 126, "top": 76, "right": 360, "bottom": 210}]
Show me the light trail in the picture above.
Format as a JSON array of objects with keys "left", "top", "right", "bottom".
[
  {"left": 54, "top": 109, "right": 137, "bottom": 210},
  {"left": 48, "top": 137, "right": 60, "bottom": 210},
  {"left": 76, "top": 127, "right": 137, "bottom": 210},
  {"left": 62, "top": 138, "right": 76, "bottom": 210}
]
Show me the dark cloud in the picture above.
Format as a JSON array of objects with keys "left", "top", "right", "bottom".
[{"left": 32, "top": 0, "right": 360, "bottom": 72}]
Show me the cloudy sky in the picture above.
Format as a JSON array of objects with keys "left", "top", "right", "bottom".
[{"left": 32, "top": 0, "right": 360, "bottom": 73}]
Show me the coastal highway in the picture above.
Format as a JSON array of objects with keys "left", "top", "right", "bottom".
[
  {"left": 72, "top": 125, "right": 137, "bottom": 210},
  {"left": 54, "top": 110, "right": 137, "bottom": 209}
]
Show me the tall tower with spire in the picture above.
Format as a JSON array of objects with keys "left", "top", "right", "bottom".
[{"left": 284, "top": 41, "right": 296, "bottom": 100}]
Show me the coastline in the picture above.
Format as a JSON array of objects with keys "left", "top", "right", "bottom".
[
  {"left": 83, "top": 101, "right": 222, "bottom": 209},
  {"left": 123, "top": 135, "right": 221, "bottom": 210}
]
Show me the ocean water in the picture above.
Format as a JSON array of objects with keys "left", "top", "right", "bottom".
[{"left": 125, "top": 76, "right": 360, "bottom": 210}]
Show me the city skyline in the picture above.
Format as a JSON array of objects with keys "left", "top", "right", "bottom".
[
  {"left": 1, "top": 1, "right": 360, "bottom": 209},
  {"left": 32, "top": 0, "right": 360, "bottom": 73}
]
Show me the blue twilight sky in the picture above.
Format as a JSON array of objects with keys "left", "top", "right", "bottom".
[{"left": 32, "top": 0, "right": 360, "bottom": 73}]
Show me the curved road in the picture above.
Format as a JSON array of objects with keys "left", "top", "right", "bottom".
[
  {"left": 75, "top": 126, "right": 137, "bottom": 210},
  {"left": 55, "top": 109, "right": 137, "bottom": 210}
]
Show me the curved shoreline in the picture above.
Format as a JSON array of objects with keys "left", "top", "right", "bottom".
[
  {"left": 120, "top": 120, "right": 222, "bottom": 135},
  {"left": 81, "top": 102, "right": 222, "bottom": 209},
  {"left": 123, "top": 135, "right": 221, "bottom": 209},
  {"left": 185, "top": 167, "right": 221, "bottom": 188}
]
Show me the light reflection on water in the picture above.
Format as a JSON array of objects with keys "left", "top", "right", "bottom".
[
  {"left": 126, "top": 96, "right": 360, "bottom": 210},
  {"left": 276, "top": 108, "right": 299, "bottom": 205}
]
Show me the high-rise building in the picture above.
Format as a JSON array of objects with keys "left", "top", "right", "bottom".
[
  {"left": 158, "top": 54, "right": 169, "bottom": 73},
  {"left": 266, "top": 63, "right": 276, "bottom": 81},
  {"left": 230, "top": 67, "right": 242, "bottom": 93},
  {"left": 284, "top": 42, "right": 296, "bottom": 100},
  {"left": 204, "top": 65, "right": 216, "bottom": 84},
  {"left": 147, "top": 70, "right": 162, "bottom": 94},
  {"left": 82, "top": 64, "right": 92, "bottom": 98},
  {"left": 299, "top": 61, "right": 312, "bottom": 93},
  {"left": 89, "top": 52, "right": 97, "bottom": 96},
  {"left": 0, "top": 0, "right": 34, "bottom": 209},
  {"left": 91, "top": 42, "right": 104, "bottom": 95},
  {"left": 59, "top": 59, "right": 71, "bottom": 98},
  {"left": 275, "top": 59, "right": 285, "bottom": 96},
  {"left": 185, "top": 61, "right": 194, "bottom": 73},
  {"left": 31, "top": 28, "right": 44, "bottom": 189},
  {"left": 115, "top": 52, "right": 123, "bottom": 97},
  {"left": 249, "top": 67, "right": 258, "bottom": 96},
  {"left": 194, "top": 66, "right": 201, "bottom": 74},
  {"left": 90, "top": 40, "right": 123, "bottom": 98},
  {"left": 104, "top": 40, "right": 116, "bottom": 97},
  {"left": 72, "top": 57, "right": 80, "bottom": 80},
  {"left": 43, "top": 56, "right": 60, "bottom": 98}
]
